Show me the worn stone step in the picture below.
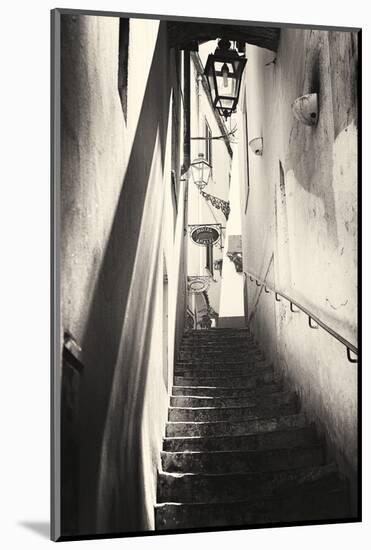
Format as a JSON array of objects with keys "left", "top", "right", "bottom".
[
  {"left": 170, "top": 390, "right": 296, "bottom": 409},
  {"left": 177, "top": 353, "right": 265, "bottom": 361},
  {"left": 180, "top": 337, "right": 260, "bottom": 350},
  {"left": 174, "top": 363, "right": 271, "bottom": 378},
  {"left": 184, "top": 333, "right": 250, "bottom": 340},
  {"left": 155, "top": 487, "right": 350, "bottom": 530},
  {"left": 182, "top": 337, "right": 254, "bottom": 346},
  {"left": 157, "top": 463, "right": 344, "bottom": 504},
  {"left": 174, "top": 370, "right": 278, "bottom": 388},
  {"left": 178, "top": 348, "right": 264, "bottom": 362},
  {"left": 186, "top": 328, "right": 250, "bottom": 335},
  {"left": 179, "top": 344, "right": 259, "bottom": 352},
  {"left": 177, "top": 355, "right": 264, "bottom": 364},
  {"left": 183, "top": 334, "right": 252, "bottom": 343},
  {"left": 177, "top": 352, "right": 263, "bottom": 359},
  {"left": 165, "top": 412, "right": 307, "bottom": 437},
  {"left": 161, "top": 444, "right": 324, "bottom": 475},
  {"left": 175, "top": 363, "right": 268, "bottom": 374},
  {"left": 180, "top": 344, "right": 257, "bottom": 351},
  {"left": 180, "top": 338, "right": 261, "bottom": 352},
  {"left": 176, "top": 355, "right": 267, "bottom": 364},
  {"left": 168, "top": 400, "right": 298, "bottom": 423},
  {"left": 163, "top": 426, "right": 317, "bottom": 453},
  {"left": 171, "top": 383, "right": 283, "bottom": 398}
]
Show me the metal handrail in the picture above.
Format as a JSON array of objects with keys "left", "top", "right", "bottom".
[{"left": 243, "top": 271, "right": 358, "bottom": 363}]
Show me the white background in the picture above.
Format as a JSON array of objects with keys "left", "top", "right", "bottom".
[{"left": 0, "top": 0, "right": 368, "bottom": 548}]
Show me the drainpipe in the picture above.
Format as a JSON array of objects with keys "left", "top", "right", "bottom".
[
  {"left": 182, "top": 50, "right": 191, "bottom": 175},
  {"left": 182, "top": 50, "right": 191, "bottom": 327},
  {"left": 197, "top": 74, "right": 203, "bottom": 142},
  {"left": 197, "top": 74, "right": 203, "bottom": 275}
]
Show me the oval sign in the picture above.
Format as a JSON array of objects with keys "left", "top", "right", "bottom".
[
  {"left": 191, "top": 226, "right": 220, "bottom": 246},
  {"left": 188, "top": 278, "right": 210, "bottom": 293}
]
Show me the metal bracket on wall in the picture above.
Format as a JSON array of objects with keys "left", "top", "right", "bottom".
[
  {"left": 308, "top": 316, "right": 318, "bottom": 329},
  {"left": 347, "top": 348, "right": 358, "bottom": 364},
  {"left": 290, "top": 302, "right": 300, "bottom": 313},
  {"left": 199, "top": 189, "right": 231, "bottom": 220}
]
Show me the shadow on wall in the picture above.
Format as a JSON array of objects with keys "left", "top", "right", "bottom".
[
  {"left": 61, "top": 22, "right": 171, "bottom": 536},
  {"left": 284, "top": 31, "right": 345, "bottom": 249}
]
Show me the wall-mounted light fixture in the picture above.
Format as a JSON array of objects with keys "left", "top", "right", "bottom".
[
  {"left": 292, "top": 93, "right": 318, "bottom": 126},
  {"left": 190, "top": 153, "right": 212, "bottom": 189},
  {"left": 249, "top": 137, "right": 263, "bottom": 156},
  {"left": 204, "top": 39, "right": 247, "bottom": 120}
]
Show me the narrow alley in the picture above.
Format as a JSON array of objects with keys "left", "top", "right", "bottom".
[{"left": 53, "top": 9, "right": 359, "bottom": 541}]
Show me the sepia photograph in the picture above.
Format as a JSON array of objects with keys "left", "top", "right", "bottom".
[{"left": 51, "top": 8, "right": 360, "bottom": 541}]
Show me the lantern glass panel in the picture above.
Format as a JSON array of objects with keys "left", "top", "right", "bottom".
[
  {"left": 191, "top": 154, "right": 211, "bottom": 188},
  {"left": 215, "top": 61, "right": 238, "bottom": 98},
  {"left": 208, "top": 72, "right": 216, "bottom": 103}
]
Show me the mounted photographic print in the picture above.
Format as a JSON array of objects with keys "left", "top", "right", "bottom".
[{"left": 51, "top": 7, "right": 361, "bottom": 541}]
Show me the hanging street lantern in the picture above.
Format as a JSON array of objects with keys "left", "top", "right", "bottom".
[
  {"left": 190, "top": 153, "right": 212, "bottom": 189},
  {"left": 204, "top": 39, "right": 247, "bottom": 120}
]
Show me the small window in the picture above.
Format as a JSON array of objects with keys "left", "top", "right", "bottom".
[{"left": 205, "top": 119, "right": 212, "bottom": 167}]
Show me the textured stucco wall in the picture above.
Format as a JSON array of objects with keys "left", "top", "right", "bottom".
[
  {"left": 238, "top": 30, "right": 358, "bottom": 500},
  {"left": 60, "top": 15, "right": 183, "bottom": 535}
]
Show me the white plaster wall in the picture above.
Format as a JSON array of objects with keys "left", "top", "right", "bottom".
[
  {"left": 126, "top": 20, "right": 160, "bottom": 141},
  {"left": 238, "top": 30, "right": 358, "bottom": 496},
  {"left": 219, "top": 144, "right": 245, "bottom": 320},
  {"left": 60, "top": 15, "right": 184, "bottom": 535}
]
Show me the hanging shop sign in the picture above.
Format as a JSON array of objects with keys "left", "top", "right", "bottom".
[{"left": 190, "top": 225, "right": 220, "bottom": 246}]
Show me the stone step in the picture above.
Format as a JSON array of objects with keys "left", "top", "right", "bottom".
[
  {"left": 171, "top": 383, "right": 284, "bottom": 398},
  {"left": 176, "top": 355, "right": 266, "bottom": 364},
  {"left": 180, "top": 344, "right": 256, "bottom": 352},
  {"left": 177, "top": 355, "right": 264, "bottom": 363},
  {"left": 163, "top": 426, "right": 318, "bottom": 453},
  {"left": 168, "top": 400, "right": 298, "bottom": 423},
  {"left": 183, "top": 334, "right": 252, "bottom": 343},
  {"left": 186, "top": 328, "right": 250, "bottom": 334},
  {"left": 179, "top": 344, "right": 263, "bottom": 357},
  {"left": 157, "top": 463, "right": 344, "bottom": 504},
  {"left": 161, "top": 445, "right": 325, "bottom": 475},
  {"left": 182, "top": 337, "right": 254, "bottom": 345},
  {"left": 174, "top": 370, "right": 278, "bottom": 388},
  {"left": 165, "top": 412, "right": 307, "bottom": 437},
  {"left": 170, "top": 390, "right": 296, "bottom": 409},
  {"left": 175, "top": 364, "right": 268, "bottom": 375},
  {"left": 180, "top": 344, "right": 258, "bottom": 351},
  {"left": 155, "top": 487, "right": 350, "bottom": 530},
  {"left": 174, "top": 363, "right": 271, "bottom": 378},
  {"left": 155, "top": 327, "right": 352, "bottom": 530}
]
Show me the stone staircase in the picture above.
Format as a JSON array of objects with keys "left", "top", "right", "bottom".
[{"left": 155, "top": 328, "right": 350, "bottom": 530}]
